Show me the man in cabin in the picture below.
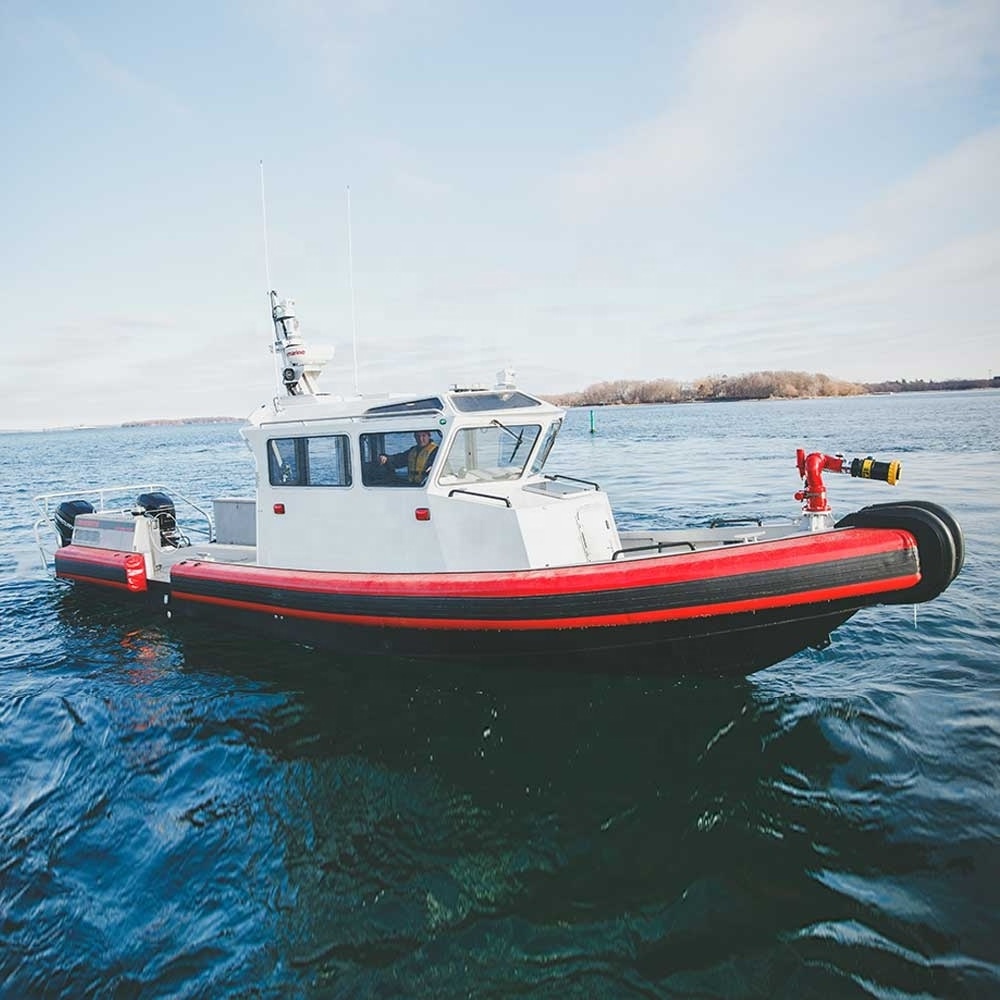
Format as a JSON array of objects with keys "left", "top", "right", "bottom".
[{"left": 378, "top": 430, "right": 438, "bottom": 484}]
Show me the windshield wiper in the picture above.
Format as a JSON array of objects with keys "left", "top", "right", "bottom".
[{"left": 490, "top": 419, "right": 525, "bottom": 462}]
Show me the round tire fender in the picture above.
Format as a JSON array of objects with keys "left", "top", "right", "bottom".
[
  {"left": 853, "top": 499, "right": 964, "bottom": 581},
  {"left": 835, "top": 502, "right": 958, "bottom": 604}
]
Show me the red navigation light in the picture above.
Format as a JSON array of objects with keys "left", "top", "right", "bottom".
[
  {"left": 273, "top": 503, "right": 286, "bottom": 514},
  {"left": 415, "top": 507, "right": 431, "bottom": 521}
]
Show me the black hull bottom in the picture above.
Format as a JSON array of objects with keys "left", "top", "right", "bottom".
[{"left": 165, "top": 595, "right": 859, "bottom": 675}]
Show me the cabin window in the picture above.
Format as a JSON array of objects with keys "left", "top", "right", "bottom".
[
  {"left": 529, "top": 419, "right": 562, "bottom": 475},
  {"left": 360, "top": 429, "right": 443, "bottom": 487},
  {"left": 306, "top": 436, "right": 352, "bottom": 486},
  {"left": 364, "top": 397, "right": 444, "bottom": 416},
  {"left": 267, "top": 435, "right": 352, "bottom": 487},
  {"left": 449, "top": 390, "right": 541, "bottom": 412},
  {"left": 437, "top": 423, "right": 542, "bottom": 484}
]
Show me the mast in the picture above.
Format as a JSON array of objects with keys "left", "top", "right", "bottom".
[
  {"left": 347, "top": 185, "right": 360, "bottom": 395},
  {"left": 270, "top": 293, "right": 333, "bottom": 396},
  {"left": 258, "top": 161, "right": 334, "bottom": 397}
]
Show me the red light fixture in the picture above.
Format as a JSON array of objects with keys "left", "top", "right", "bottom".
[
  {"left": 273, "top": 503, "right": 285, "bottom": 514},
  {"left": 414, "top": 507, "right": 431, "bottom": 521}
]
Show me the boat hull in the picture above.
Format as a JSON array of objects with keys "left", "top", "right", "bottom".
[
  {"left": 170, "top": 596, "right": 859, "bottom": 673},
  {"left": 54, "top": 518, "right": 953, "bottom": 673}
]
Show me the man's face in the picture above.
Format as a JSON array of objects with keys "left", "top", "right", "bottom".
[{"left": 416, "top": 431, "right": 431, "bottom": 445}]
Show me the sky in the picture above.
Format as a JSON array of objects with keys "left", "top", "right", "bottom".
[{"left": 1, "top": 0, "right": 998, "bottom": 429}]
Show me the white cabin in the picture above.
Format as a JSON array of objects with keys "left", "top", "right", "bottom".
[{"left": 237, "top": 386, "right": 621, "bottom": 573}]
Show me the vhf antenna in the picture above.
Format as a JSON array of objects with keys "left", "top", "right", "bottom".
[
  {"left": 347, "top": 185, "right": 360, "bottom": 395},
  {"left": 259, "top": 160, "right": 281, "bottom": 389},
  {"left": 259, "top": 159, "right": 272, "bottom": 294}
]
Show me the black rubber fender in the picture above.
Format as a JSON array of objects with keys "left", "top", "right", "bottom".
[
  {"left": 854, "top": 499, "right": 965, "bottom": 581},
  {"left": 835, "top": 502, "right": 961, "bottom": 604}
]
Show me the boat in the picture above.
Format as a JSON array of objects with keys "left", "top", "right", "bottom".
[{"left": 33, "top": 292, "right": 964, "bottom": 674}]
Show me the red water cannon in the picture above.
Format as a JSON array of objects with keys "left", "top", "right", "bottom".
[{"left": 795, "top": 450, "right": 901, "bottom": 513}]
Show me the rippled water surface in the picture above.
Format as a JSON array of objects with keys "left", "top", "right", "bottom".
[{"left": 2, "top": 391, "right": 998, "bottom": 997}]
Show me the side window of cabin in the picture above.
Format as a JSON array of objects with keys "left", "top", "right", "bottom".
[
  {"left": 360, "top": 430, "right": 442, "bottom": 487},
  {"left": 268, "top": 438, "right": 301, "bottom": 485},
  {"left": 307, "top": 436, "right": 352, "bottom": 486},
  {"left": 267, "top": 436, "right": 352, "bottom": 486}
]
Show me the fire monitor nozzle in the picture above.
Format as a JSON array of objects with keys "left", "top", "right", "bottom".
[{"left": 849, "top": 456, "right": 901, "bottom": 485}]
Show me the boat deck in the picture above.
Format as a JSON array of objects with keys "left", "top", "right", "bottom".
[{"left": 152, "top": 542, "right": 257, "bottom": 581}]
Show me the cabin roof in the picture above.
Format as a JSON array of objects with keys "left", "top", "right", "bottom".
[{"left": 245, "top": 386, "right": 562, "bottom": 430}]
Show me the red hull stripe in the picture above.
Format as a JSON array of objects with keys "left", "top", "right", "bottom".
[
  {"left": 166, "top": 528, "right": 921, "bottom": 631},
  {"left": 55, "top": 547, "right": 138, "bottom": 589},
  {"left": 171, "top": 571, "right": 920, "bottom": 630}
]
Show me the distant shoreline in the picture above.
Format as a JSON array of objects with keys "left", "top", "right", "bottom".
[
  {"left": 1, "top": 416, "right": 246, "bottom": 434},
  {"left": 119, "top": 416, "right": 245, "bottom": 428},
  {"left": 543, "top": 373, "right": 1000, "bottom": 408}
]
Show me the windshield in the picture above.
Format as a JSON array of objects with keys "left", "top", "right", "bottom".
[
  {"left": 529, "top": 418, "right": 562, "bottom": 475},
  {"left": 437, "top": 423, "right": 542, "bottom": 484}
]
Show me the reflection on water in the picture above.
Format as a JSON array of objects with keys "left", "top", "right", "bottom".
[{"left": 3, "top": 592, "right": 993, "bottom": 995}]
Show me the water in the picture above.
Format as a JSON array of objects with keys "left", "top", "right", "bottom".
[{"left": 2, "top": 391, "right": 998, "bottom": 997}]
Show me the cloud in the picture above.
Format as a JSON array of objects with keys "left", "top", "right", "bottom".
[
  {"left": 40, "top": 15, "right": 190, "bottom": 121},
  {"left": 782, "top": 123, "right": 1000, "bottom": 277},
  {"left": 391, "top": 167, "right": 452, "bottom": 201},
  {"left": 246, "top": 0, "right": 458, "bottom": 101},
  {"left": 819, "top": 230, "right": 1000, "bottom": 313},
  {"left": 557, "top": 0, "right": 1000, "bottom": 214},
  {"left": 688, "top": 0, "right": 999, "bottom": 96},
  {"left": 873, "top": 125, "right": 1000, "bottom": 239}
]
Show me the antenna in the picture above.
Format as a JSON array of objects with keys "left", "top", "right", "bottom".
[
  {"left": 259, "top": 160, "right": 272, "bottom": 295},
  {"left": 347, "top": 185, "right": 360, "bottom": 395},
  {"left": 259, "top": 160, "right": 282, "bottom": 388}
]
